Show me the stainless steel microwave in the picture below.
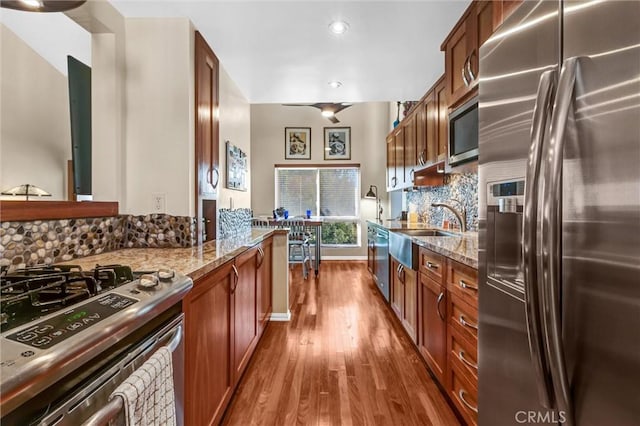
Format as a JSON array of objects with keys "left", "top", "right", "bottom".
[{"left": 448, "top": 96, "right": 478, "bottom": 166}]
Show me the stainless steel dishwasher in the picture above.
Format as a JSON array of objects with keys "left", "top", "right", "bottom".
[{"left": 374, "top": 227, "right": 390, "bottom": 302}]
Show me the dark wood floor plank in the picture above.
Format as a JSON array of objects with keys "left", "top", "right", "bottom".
[{"left": 222, "top": 262, "right": 459, "bottom": 426}]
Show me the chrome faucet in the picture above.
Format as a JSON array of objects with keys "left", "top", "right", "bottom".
[{"left": 431, "top": 199, "right": 467, "bottom": 232}]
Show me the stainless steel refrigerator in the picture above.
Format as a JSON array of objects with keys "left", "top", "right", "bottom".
[{"left": 478, "top": 1, "right": 640, "bottom": 425}]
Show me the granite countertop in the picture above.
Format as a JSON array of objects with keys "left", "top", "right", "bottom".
[
  {"left": 366, "top": 219, "right": 478, "bottom": 269},
  {"left": 57, "top": 228, "right": 287, "bottom": 282}
]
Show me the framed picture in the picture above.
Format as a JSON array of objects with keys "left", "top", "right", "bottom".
[
  {"left": 285, "top": 127, "right": 311, "bottom": 160},
  {"left": 226, "top": 141, "right": 248, "bottom": 191},
  {"left": 324, "top": 127, "right": 351, "bottom": 160}
]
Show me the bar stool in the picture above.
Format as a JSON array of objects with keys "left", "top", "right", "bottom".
[
  {"left": 280, "top": 219, "right": 312, "bottom": 279},
  {"left": 252, "top": 218, "right": 270, "bottom": 228}
]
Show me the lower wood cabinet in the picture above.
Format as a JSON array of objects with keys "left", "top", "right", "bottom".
[
  {"left": 257, "top": 238, "right": 273, "bottom": 337},
  {"left": 418, "top": 272, "right": 447, "bottom": 385},
  {"left": 185, "top": 237, "right": 273, "bottom": 426},
  {"left": 233, "top": 246, "right": 260, "bottom": 382},
  {"left": 390, "top": 256, "right": 417, "bottom": 343},
  {"left": 184, "top": 261, "right": 235, "bottom": 426}
]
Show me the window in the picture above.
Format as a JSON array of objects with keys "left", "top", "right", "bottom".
[{"left": 275, "top": 166, "right": 360, "bottom": 247}]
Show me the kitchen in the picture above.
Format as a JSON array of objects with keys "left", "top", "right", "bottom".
[{"left": 1, "top": 1, "right": 639, "bottom": 425}]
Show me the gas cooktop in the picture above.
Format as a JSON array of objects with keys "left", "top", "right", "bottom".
[{"left": 0, "top": 264, "right": 151, "bottom": 333}]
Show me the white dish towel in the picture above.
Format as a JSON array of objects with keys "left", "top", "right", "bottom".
[{"left": 111, "top": 346, "right": 176, "bottom": 426}]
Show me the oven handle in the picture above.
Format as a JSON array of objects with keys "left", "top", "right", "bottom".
[{"left": 82, "top": 323, "right": 183, "bottom": 426}]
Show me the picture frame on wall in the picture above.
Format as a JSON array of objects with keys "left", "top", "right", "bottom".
[
  {"left": 226, "top": 141, "right": 248, "bottom": 191},
  {"left": 324, "top": 127, "right": 351, "bottom": 160},
  {"left": 284, "top": 127, "right": 311, "bottom": 160}
]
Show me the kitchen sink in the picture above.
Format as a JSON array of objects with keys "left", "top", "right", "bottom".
[{"left": 395, "top": 229, "right": 458, "bottom": 237}]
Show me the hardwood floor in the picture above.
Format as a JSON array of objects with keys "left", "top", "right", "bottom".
[{"left": 222, "top": 262, "right": 460, "bottom": 426}]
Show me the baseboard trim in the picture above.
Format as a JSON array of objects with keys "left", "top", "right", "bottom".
[
  {"left": 270, "top": 311, "right": 291, "bottom": 321},
  {"left": 321, "top": 256, "right": 367, "bottom": 261}
]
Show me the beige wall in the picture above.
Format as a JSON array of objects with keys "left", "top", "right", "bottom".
[
  {"left": 251, "top": 102, "right": 389, "bottom": 258},
  {"left": 123, "top": 18, "right": 194, "bottom": 216},
  {"left": 0, "top": 25, "right": 71, "bottom": 201},
  {"left": 219, "top": 66, "right": 251, "bottom": 210}
]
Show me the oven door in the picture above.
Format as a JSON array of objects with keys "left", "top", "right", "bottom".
[{"left": 2, "top": 311, "right": 184, "bottom": 426}]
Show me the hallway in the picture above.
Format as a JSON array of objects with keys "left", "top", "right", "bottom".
[{"left": 222, "top": 262, "right": 459, "bottom": 425}]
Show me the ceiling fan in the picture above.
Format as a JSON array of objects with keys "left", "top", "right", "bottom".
[{"left": 282, "top": 103, "right": 352, "bottom": 123}]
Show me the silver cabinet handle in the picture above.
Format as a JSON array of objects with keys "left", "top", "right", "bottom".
[
  {"left": 398, "top": 264, "right": 405, "bottom": 282},
  {"left": 396, "top": 263, "right": 402, "bottom": 279},
  {"left": 541, "top": 57, "right": 580, "bottom": 425},
  {"left": 436, "top": 292, "right": 445, "bottom": 321},
  {"left": 426, "top": 261, "right": 438, "bottom": 270},
  {"left": 212, "top": 167, "right": 219, "bottom": 189},
  {"left": 458, "top": 390, "right": 478, "bottom": 413},
  {"left": 523, "top": 69, "right": 556, "bottom": 409},
  {"left": 410, "top": 169, "right": 415, "bottom": 182},
  {"left": 459, "top": 279, "right": 478, "bottom": 291},
  {"left": 391, "top": 176, "right": 397, "bottom": 187},
  {"left": 459, "top": 315, "right": 478, "bottom": 331},
  {"left": 231, "top": 264, "right": 239, "bottom": 292},
  {"left": 461, "top": 56, "right": 470, "bottom": 87},
  {"left": 257, "top": 247, "right": 265, "bottom": 269},
  {"left": 458, "top": 350, "right": 478, "bottom": 370},
  {"left": 466, "top": 50, "right": 477, "bottom": 82}
]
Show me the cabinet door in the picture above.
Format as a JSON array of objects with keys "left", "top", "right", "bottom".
[
  {"left": 185, "top": 261, "right": 234, "bottom": 426},
  {"left": 468, "top": 1, "right": 494, "bottom": 84},
  {"left": 404, "top": 113, "right": 417, "bottom": 184},
  {"left": 390, "top": 258, "right": 404, "bottom": 320},
  {"left": 386, "top": 134, "right": 396, "bottom": 189},
  {"left": 419, "top": 273, "right": 448, "bottom": 385},
  {"left": 394, "top": 127, "right": 404, "bottom": 188},
  {"left": 444, "top": 18, "right": 470, "bottom": 108},
  {"left": 257, "top": 238, "right": 273, "bottom": 336},
  {"left": 416, "top": 101, "right": 427, "bottom": 168},
  {"left": 367, "top": 238, "right": 376, "bottom": 274},
  {"left": 424, "top": 91, "right": 437, "bottom": 165},
  {"left": 195, "top": 32, "right": 219, "bottom": 243},
  {"left": 402, "top": 267, "right": 418, "bottom": 343},
  {"left": 233, "top": 246, "right": 259, "bottom": 382},
  {"left": 435, "top": 77, "right": 449, "bottom": 162}
]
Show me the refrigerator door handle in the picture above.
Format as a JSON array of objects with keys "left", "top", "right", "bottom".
[
  {"left": 523, "top": 69, "right": 557, "bottom": 409},
  {"left": 542, "top": 56, "right": 581, "bottom": 426}
]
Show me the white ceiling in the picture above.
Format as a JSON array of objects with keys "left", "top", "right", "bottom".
[{"left": 110, "top": 0, "right": 469, "bottom": 104}]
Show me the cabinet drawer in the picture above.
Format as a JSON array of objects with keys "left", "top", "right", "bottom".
[
  {"left": 449, "top": 359, "right": 478, "bottom": 426},
  {"left": 419, "top": 247, "right": 445, "bottom": 283},
  {"left": 447, "top": 259, "right": 478, "bottom": 306},
  {"left": 448, "top": 293, "right": 478, "bottom": 343},
  {"left": 449, "top": 324, "right": 478, "bottom": 381}
]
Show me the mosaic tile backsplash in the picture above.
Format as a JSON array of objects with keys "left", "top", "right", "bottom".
[
  {"left": 0, "top": 214, "right": 195, "bottom": 270},
  {"left": 406, "top": 173, "right": 478, "bottom": 231},
  {"left": 218, "top": 208, "right": 252, "bottom": 238}
]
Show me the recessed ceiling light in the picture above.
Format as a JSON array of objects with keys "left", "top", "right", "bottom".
[
  {"left": 328, "top": 81, "right": 342, "bottom": 89},
  {"left": 321, "top": 110, "right": 335, "bottom": 118},
  {"left": 328, "top": 20, "right": 349, "bottom": 35}
]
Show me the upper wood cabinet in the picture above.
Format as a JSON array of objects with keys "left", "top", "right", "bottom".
[
  {"left": 195, "top": 32, "right": 220, "bottom": 243},
  {"left": 434, "top": 76, "right": 448, "bottom": 163},
  {"left": 394, "top": 126, "right": 405, "bottom": 188},
  {"left": 404, "top": 113, "right": 417, "bottom": 185},
  {"left": 442, "top": 1, "right": 496, "bottom": 108},
  {"left": 493, "top": 0, "right": 523, "bottom": 29},
  {"left": 386, "top": 134, "right": 396, "bottom": 190},
  {"left": 185, "top": 261, "right": 235, "bottom": 426}
]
